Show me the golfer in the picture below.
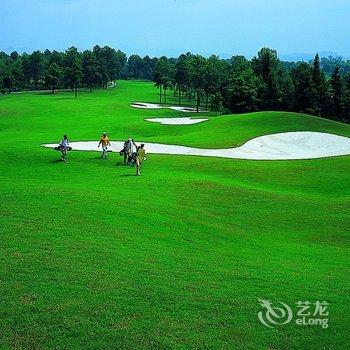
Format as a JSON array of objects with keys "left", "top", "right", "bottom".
[
  {"left": 98, "top": 132, "right": 111, "bottom": 159},
  {"left": 59, "top": 135, "right": 69, "bottom": 162},
  {"left": 132, "top": 141, "right": 146, "bottom": 176},
  {"left": 123, "top": 137, "right": 134, "bottom": 165}
]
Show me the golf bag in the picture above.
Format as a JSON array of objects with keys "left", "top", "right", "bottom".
[
  {"left": 128, "top": 152, "right": 137, "bottom": 165},
  {"left": 54, "top": 145, "right": 72, "bottom": 151}
]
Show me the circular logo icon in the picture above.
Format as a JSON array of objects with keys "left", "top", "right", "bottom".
[{"left": 258, "top": 299, "right": 293, "bottom": 328}]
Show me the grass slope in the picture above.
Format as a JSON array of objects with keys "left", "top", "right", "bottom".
[{"left": 0, "top": 80, "right": 349, "bottom": 349}]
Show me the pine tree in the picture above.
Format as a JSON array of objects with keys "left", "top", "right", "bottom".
[
  {"left": 252, "top": 48, "right": 281, "bottom": 110},
  {"left": 291, "top": 63, "right": 314, "bottom": 114},
  {"left": 312, "top": 54, "right": 329, "bottom": 116},
  {"left": 342, "top": 73, "right": 350, "bottom": 123},
  {"left": 330, "top": 66, "right": 343, "bottom": 120},
  {"left": 44, "top": 63, "right": 61, "bottom": 94}
]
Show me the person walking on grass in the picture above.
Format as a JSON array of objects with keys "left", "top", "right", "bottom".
[
  {"left": 98, "top": 132, "right": 111, "bottom": 159},
  {"left": 123, "top": 137, "right": 134, "bottom": 165},
  {"left": 59, "top": 135, "right": 69, "bottom": 162},
  {"left": 132, "top": 141, "right": 146, "bottom": 176}
]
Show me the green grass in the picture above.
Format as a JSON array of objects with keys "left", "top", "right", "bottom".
[{"left": 1, "top": 80, "right": 349, "bottom": 349}]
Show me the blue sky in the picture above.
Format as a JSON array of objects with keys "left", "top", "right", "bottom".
[{"left": 2, "top": 0, "right": 350, "bottom": 57}]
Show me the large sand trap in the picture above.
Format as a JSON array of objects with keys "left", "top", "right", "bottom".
[
  {"left": 131, "top": 102, "right": 200, "bottom": 113},
  {"left": 145, "top": 117, "right": 208, "bottom": 125},
  {"left": 42, "top": 132, "right": 350, "bottom": 160}
]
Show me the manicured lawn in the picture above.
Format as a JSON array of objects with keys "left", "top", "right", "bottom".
[{"left": 1, "top": 80, "right": 349, "bottom": 349}]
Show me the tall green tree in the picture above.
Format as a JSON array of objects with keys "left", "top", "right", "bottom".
[
  {"left": 115, "top": 50, "right": 127, "bottom": 81},
  {"left": 203, "top": 55, "right": 225, "bottom": 110},
  {"left": 10, "top": 51, "right": 19, "bottom": 61},
  {"left": 153, "top": 56, "right": 171, "bottom": 103},
  {"left": 189, "top": 55, "right": 207, "bottom": 112},
  {"left": 64, "top": 47, "right": 82, "bottom": 99},
  {"left": 141, "top": 55, "right": 153, "bottom": 80},
  {"left": 174, "top": 53, "right": 192, "bottom": 105},
  {"left": 291, "top": 63, "right": 314, "bottom": 114},
  {"left": 127, "top": 54, "right": 144, "bottom": 79},
  {"left": 93, "top": 45, "right": 109, "bottom": 88},
  {"left": 252, "top": 48, "right": 281, "bottom": 109},
  {"left": 21, "top": 53, "right": 31, "bottom": 85},
  {"left": 330, "top": 66, "right": 343, "bottom": 120},
  {"left": 3, "top": 70, "right": 13, "bottom": 93},
  {"left": 28, "top": 50, "right": 43, "bottom": 88},
  {"left": 223, "top": 56, "right": 261, "bottom": 113},
  {"left": 209, "top": 92, "right": 223, "bottom": 115},
  {"left": 102, "top": 46, "right": 120, "bottom": 87},
  {"left": 279, "top": 71, "right": 295, "bottom": 111},
  {"left": 44, "top": 63, "right": 61, "bottom": 94},
  {"left": 342, "top": 73, "right": 350, "bottom": 123},
  {"left": 10, "top": 59, "right": 24, "bottom": 91},
  {"left": 312, "top": 54, "right": 329, "bottom": 116},
  {"left": 82, "top": 50, "right": 99, "bottom": 92}
]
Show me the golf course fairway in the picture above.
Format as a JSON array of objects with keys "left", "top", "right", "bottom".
[{"left": 1, "top": 80, "right": 349, "bottom": 349}]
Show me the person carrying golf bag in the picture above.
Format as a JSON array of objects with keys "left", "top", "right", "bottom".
[
  {"left": 133, "top": 141, "right": 146, "bottom": 176},
  {"left": 121, "top": 137, "right": 134, "bottom": 165},
  {"left": 57, "top": 135, "right": 70, "bottom": 162}
]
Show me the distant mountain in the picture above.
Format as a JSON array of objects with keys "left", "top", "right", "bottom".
[
  {"left": 279, "top": 51, "right": 344, "bottom": 62},
  {"left": 218, "top": 51, "right": 347, "bottom": 62}
]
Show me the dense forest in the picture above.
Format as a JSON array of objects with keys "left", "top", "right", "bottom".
[{"left": 0, "top": 46, "right": 349, "bottom": 123}]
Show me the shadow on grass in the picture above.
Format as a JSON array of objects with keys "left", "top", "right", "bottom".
[
  {"left": 115, "top": 163, "right": 130, "bottom": 167},
  {"left": 52, "top": 97, "right": 77, "bottom": 100},
  {"left": 48, "top": 159, "right": 66, "bottom": 164}
]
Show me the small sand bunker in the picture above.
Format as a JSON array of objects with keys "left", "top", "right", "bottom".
[
  {"left": 43, "top": 132, "right": 350, "bottom": 160},
  {"left": 130, "top": 102, "right": 201, "bottom": 113},
  {"left": 130, "top": 102, "right": 162, "bottom": 109},
  {"left": 145, "top": 117, "right": 208, "bottom": 125}
]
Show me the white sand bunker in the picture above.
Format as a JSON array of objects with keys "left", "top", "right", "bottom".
[
  {"left": 131, "top": 102, "right": 200, "bottom": 113},
  {"left": 43, "top": 132, "right": 350, "bottom": 160},
  {"left": 145, "top": 117, "right": 208, "bottom": 125}
]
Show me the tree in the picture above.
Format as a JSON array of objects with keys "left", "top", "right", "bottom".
[
  {"left": 102, "top": 46, "right": 119, "bottom": 87},
  {"left": 115, "top": 50, "right": 127, "bottom": 80},
  {"left": 82, "top": 50, "right": 99, "bottom": 92},
  {"left": 279, "top": 72, "right": 295, "bottom": 111},
  {"left": 223, "top": 56, "right": 260, "bottom": 113},
  {"left": 312, "top": 54, "right": 329, "bottom": 116},
  {"left": 209, "top": 92, "right": 223, "bottom": 115},
  {"left": 153, "top": 56, "right": 171, "bottom": 103},
  {"left": 330, "top": 66, "right": 343, "bottom": 120},
  {"left": 127, "top": 54, "right": 144, "bottom": 79},
  {"left": 252, "top": 48, "right": 281, "bottom": 109},
  {"left": 93, "top": 45, "right": 109, "bottom": 88},
  {"left": 3, "top": 72, "right": 13, "bottom": 93},
  {"left": 174, "top": 53, "right": 192, "bottom": 105},
  {"left": 64, "top": 47, "right": 82, "bottom": 99},
  {"left": 189, "top": 55, "right": 207, "bottom": 112},
  {"left": 10, "top": 51, "right": 19, "bottom": 61},
  {"left": 291, "top": 63, "right": 314, "bottom": 114},
  {"left": 21, "top": 53, "right": 31, "bottom": 85},
  {"left": 10, "top": 59, "right": 24, "bottom": 91},
  {"left": 44, "top": 63, "right": 61, "bottom": 94},
  {"left": 28, "top": 50, "right": 43, "bottom": 88},
  {"left": 0, "top": 58, "right": 5, "bottom": 90},
  {"left": 342, "top": 73, "right": 350, "bottom": 123},
  {"left": 203, "top": 55, "right": 225, "bottom": 110}
]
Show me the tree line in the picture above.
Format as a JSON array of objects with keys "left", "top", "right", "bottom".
[{"left": 0, "top": 46, "right": 349, "bottom": 122}]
